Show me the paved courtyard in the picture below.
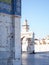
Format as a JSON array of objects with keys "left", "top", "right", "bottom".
[{"left": 22, "top": 52, "right": 49, "bottom": 65}]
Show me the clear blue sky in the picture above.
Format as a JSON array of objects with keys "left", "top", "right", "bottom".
[{"left": 21, "top": 0, "right": 49, "bottom": 39}]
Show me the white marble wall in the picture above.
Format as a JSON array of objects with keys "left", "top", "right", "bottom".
[
  {"left": 13, "top": 17, "right": 21, "bottom": 65},
  {"left": 0, "top": 13, "right": 21, "bottom": 65},
  {"left": 34, "top": 44, "right": 49, "bottom": 52}
]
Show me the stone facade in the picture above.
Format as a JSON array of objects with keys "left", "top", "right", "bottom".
[
  {"left": 0, "top": 13, "right": 21, "bottom": 65},
  {"left": 0, "top": 0, "right": 21, "bottom": 65},
  {"left": 21, "top": 20, "right": 34, "bottom": 53},
  {"left": 21, "top": 20, "right": 49, "bottom": 53}
]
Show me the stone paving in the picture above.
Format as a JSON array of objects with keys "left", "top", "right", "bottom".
[{"left": 22, "top": 52, "right": 49, "bottom": 65}]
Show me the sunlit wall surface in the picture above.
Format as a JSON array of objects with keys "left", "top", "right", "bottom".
[{"left": 0, "top": 0, "right": 21, "bottom": 65}]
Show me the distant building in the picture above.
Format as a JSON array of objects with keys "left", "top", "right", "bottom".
[
  {"left": 21, "top": 20, "right": 49, "bottom": 53},
  {"left": 34, "top": 38, "right": 40, "bottom": 45},
  {"left": 21, "top": 20, "right": 35, "bottom": 53},
  {"left": 43, "top": 35, "right": 49, "bottom": 44}
]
